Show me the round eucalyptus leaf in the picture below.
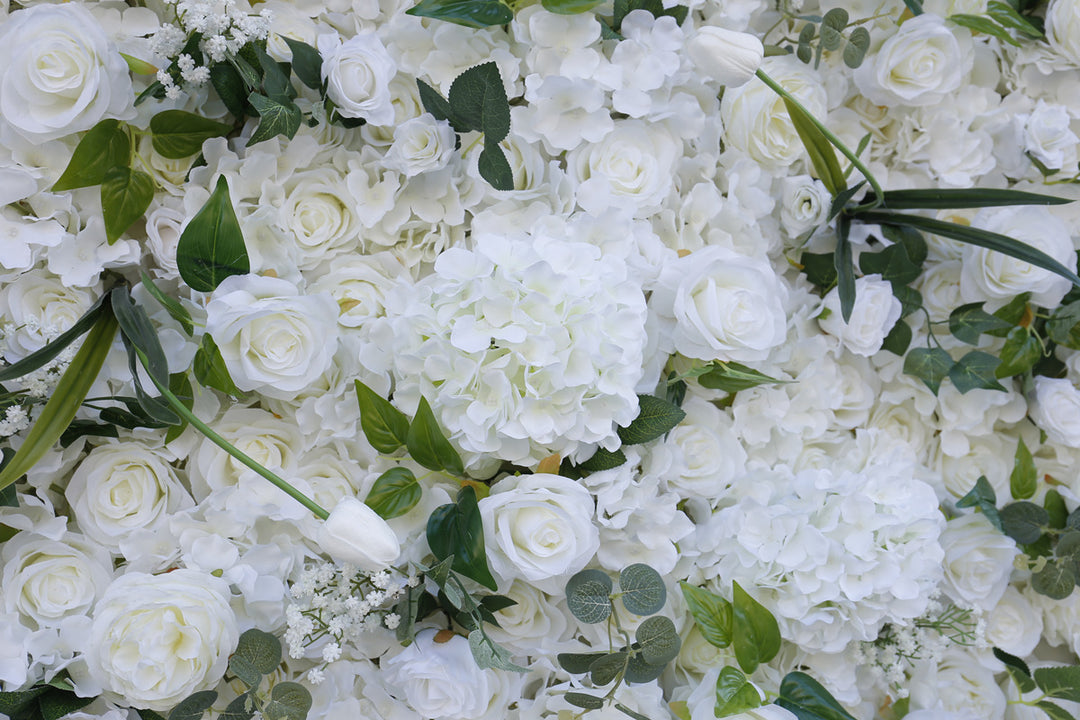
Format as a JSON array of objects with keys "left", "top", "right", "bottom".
[
  {"left": 566, "top": 569, "right": 613, "bottom": 624},
  {"left": 619, "top": 564, "right": 666, "bottom": 616}
]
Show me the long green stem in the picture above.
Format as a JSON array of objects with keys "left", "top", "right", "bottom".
[
  {"left": 755, "top": 68, "right": 885, "bottom": 208},
  {"left": 137, "top": 351, "right": 329, "bottom": 519}
]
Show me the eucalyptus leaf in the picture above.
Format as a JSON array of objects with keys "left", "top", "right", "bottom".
[
  {"left": 177, "top": 175, "right": 249, "bottom": 292},
  {"left": 999, "top": 502, "right": 1049, "bottom": 544},
  {"left": 624, "top": 651, "right": 666, "bottom": 683},
  {"left": 565, "top": 693, "right": 605, "bottom": 711},
  {"left": 150, "top": 110, "right": 232, "bottom": 159},
  {"left": 1032, "top": 560, "right": 1076, "bottom": 600},
  {"left": 842, "top": 27, "right": 870, "bottom": 68},
  {"left": 426, "top": 486, "right": 497, "bottom": 590},
  {"left": 53, "top": 119, "right": 130, "bottom": 191},
  {"left": 407, "top": 396, "right": 464, "bottom": 475},
  {"left": 220, "top": 694, "right": 255, "bottom": 720},
  {"left": 101, "top": 166, "right": 154, "bottom": 244},
  {"left": 265, "top": 682, "right": 312, "bottom": 720},
  {"left": 618, "top": 395, "right": 686, "bottom": 445},
  {"left": 566, "top": 568, "right": 613, "bottom": 624},
  {"left": 558, "top": 652, "right": 608, "bottom": 674},
  {"left": 229, "top": 628, "right": 282, "bottom": 688},
  {"left": 365, "top": 467, "right": 422, "bottom": 519},
  {"left": 589, "top": 651, "right": 628, "bottom": 686},
  {"left": 354, "top": 380, "right": 410, "bottom": 453},
  {"left": 168, "top": 691, "right": 218, "bottom": 720},
  {"left": 635, "top": 615, "right": 681, "bottom": 666},
  {"left": 680, "top": 582, "right": 733, "bottom": 649},
  {"left": 619, "top": 563, "right": 667, "bottom": 616},
  {"left": 615, "top": 704, "right": 652, "bottom": 720}
]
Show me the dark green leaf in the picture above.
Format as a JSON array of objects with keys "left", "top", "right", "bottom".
[
  {"left": 135, "top": 80, "right": 167, "bottom": 107},
  {"left": 992, "top": 293, "right": 1032, "bottom": 332},
  {"left": 881, "top": 224, "right": 929, "bottom": 265},
  {"left": 101, "top": 166, "right": 154, "bottom": 244},
  {"left": 365, "top": 467, "right": 422, "bottom": 519},
  {"left": 590, "top": 651, "right": 628, "bottom": 686},
  {"left": 283, "top": 37, "right": 323, "bottom": 90},
  {"left": 858, "top": 243, "right": 922, "bottom": 286},
  {"left": 61, "top": 420, "right": 119, "bottom": 447},
  {"left": 874, "top": 189, "right": 1071, "bottom": 209},
  {"left": 394, "top": 584, "right": 421, "bottom": 645},
  {"left": 843, "top": 27, "right": 870, "bottom": 68},
  {"left": 141, "top": 272, "right": 194, "bottom": 336},
  {"left": 565, "top": 693, "right": 605, "bottom": 711},
  {"left": 903, "top": 347, "right": 954, "bottom": 395},
  {"left": 417, "top": 79, "right": 453, "bottom": 124},
  {"left": 949, "top": 303, "right": 1014, "bottom": 344},
  {"left": 1035, "top": 667, "right": 1080, "bottom": 703},
  {"left": 558, "top": 652, "right": 608, "bottom": 674},
  {"left": 635, "top": 615, "right": 680, "bottom": 666},
  {"left": 221, "top": 693, "right": 255, "bottom": 720},
  {"left": 0, "top": 293, "right": 109, "bottom": 382},
  {"left": 578, "top": 447, "right": 627, "bottom": 472},
  {"left": 449, "top": 61, "right": 510, "bottom": 141},
  {"left": 1032, "top": 560, "right": 1076, "bottom": 600},
  {"left": 252, "top": 44, "right": 293, "bottom": 103},
  {"left": 566, "top": 568, "right": 613, "bottom": 624},
  {"left": 800, "top": 252, "right": 837, "bottom": 288},
  {"left": 264, "top": 682, "right": 312, "bottom": 720},
  {"left": 210, "top": 62, "right": 249, "bottom": 118},
  {"left": 1048, "top": 300, "right": 1080, "bottom": 350},
  {"left": 406, "top": 0, "right": 513, "bottom": 28},
  {"left": 697, "top": 362, "right": 787, "bottom": 393},
  {"left": 835, "top": 214, "right": 855, "bottom": 322},
  {"left": 997, "top": 327, "right": 1041, "bottom": 378},
  {"left": 1010, "top": 437, "right": 1037, "bottom": 500},
  {"left": 777, "top": 671, "right": 858, "bottom": 720},
  {"left": 987, "top": 0, "right": 1043, "bottom": 36},
  {"left": 955, "top": 476, "right": 1003, "bottom": 531},
  {"left": 229, "top": 628, "right": 282, "bottom": 688},
  {"left": 355, "top": 380, "right": 410, "bottom": 453},
  {"left": 881, "top": 318, "right": 912, "bottom": 355},
  {"left": 618, "top": 395, "right": 686, "bottom": 445},
  {"left": 177, "top": 174, "right": 249, "bottom": 292},
  {"left": 620, "top": 563, "right": 666, "bottom": 616},
  {"left": 949, "top": 14, "right": 1021, "bottom": 46},
  {"left": 902, "top": 0, "right": 923, "bottom": 13},
  {"left": 478, "top": 140, "right": 514, "bottom": 191},
  {"left": 615, "top": 704, "right": 651, "bottom": 720},
  {"left": 783, "top": 96, "right": 845, "bottom": 197},
  {"left": 1036, "top": 702, "right": 1076, "bottom": 720},
  {"left": 994, "top": 647, "right": 1035, "bottom": 693},
  {"left": 624, "top": 651, "right": 666, "bottom": 683},
  {"left": 542, "top": 0, "right": 604, "bottom": 13},
  {"left": 732, "top": 581, "right": 781, "bottom": 675},
  {"left": 1047, "top": 490, "right": 1068, "bottom": 529},
  {"left": 426, "top": 486, "right": 497, "bottom": 590},
  {"left": 949, "top": 350, "right": 1005, "bottom": 393},
  {"left": 680, "top": 582, "right": 733, "bottom": 649},
  {"left": 247, "top": 93, "right": 302, "bottom": 146},
  {"left": 150, "top": 110, "right": 232, "bottom": 159},
  {"left": 999, "top": 502, "right": 1048, "bottom": 544},
  {"left": 407, "top": 396, "right": 464, "bottom": 475},
  {"left": 194, "top": 333, "right": 244, "bottom": 399},
  {"left": 0, "top": 687, "right": 48, "bottom": 717},
  {"left": 796, "top": 23, "right": 815, "bottom": 64},
  {"left": 138, "top": 710, "right": 168, "bottom": 720},
  {"left": 169, "top": 691, "right": 218, "bottom": 720},
  {"left": 53, "top": 119, "right": 130, "bottom": 191},
  {"left": 893, "top": 285, "right": 923, "bottom": 318},
  {"left": 715, "top": 666, "right": 762, "bottom": 717}
]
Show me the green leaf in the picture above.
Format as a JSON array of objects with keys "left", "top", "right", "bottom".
[
  {"left": 565, "top": 693, "right": 605, "bottom": 711},
  {"left": 0, "top": 687, "right": 48, "bottom": 717},
  {"left": 354, "top": 380, "right": 410, "bottom": 453},
  {"left": 150, "top": 110, "right": 232, "bottom": 159},
  {"left": 796, "top": 24, "right": 814, "bottom": 64},
  {"left": 800, "top": 252, "right": 838, "bottom": 288},
  {"left": 558, "top": 652, "right": 608, "bottom": 674},
  {"left": 426, "top": 486, "right": 498, "bottom": 590},
  {"left": 948, "top": 303, "right": 1014, "bottom": 344},
  {"left": 210, "top": 62, "right": 249, "bottom": 118},
  {"left": 111, "top": 286, "right": 169, "bottom": 390},
  {"left": 468, "top": 630, "right": 528, "bottom": 672},
  {"left": 783, "top": 96, "right": 845, "bottom": 197},
  {"left": 1047, "top": 490, "right": 1068, "bottom": 529},
  {"left": 618, "top": 395, "right": 686, "bottom": 445},
  {"left": 855, "top": 212, "right": 1080, "bottom": 290},
  {"left": 731, "top": 581, "right": 781, "bottom": 675},
  {"left": 1035, "top": 667, "right": 1080, "bottom": 703},
  {"left": 221, "top": 693, "right": 255, "bottom": 720},
  {"left": 902, "top": 0, "right": 924, "bottom": 14},
  {"left": 992, "top": 293, "right": 1032, "bottom": 332},
  {"left": 1036, "top": 702, "right": 1076, "bottom": 720},
  {"left": 0, "top": 308, "right": 118, "bottom": 494},
  {"left": 140, "top": 272, "right": 194, "bottom": 336},
  {"left": 994, "top": 646, "right": 1036, "bottom": 694},
  {"left": 407, "top": 396, "right": 464, "bottom": 475},
  {"left": 881, "top": 318, "right": 912, "bottom": 356},
  {"left": 177, "top": 175, "right": 249, "bottom": 292},
  {"left": 52, "top": 119, "right": 130, "bottom": 191},
  {"left": 680, "top": 582, "right": 733, "bottom": 649},
  {"left": 956, "top": 476, "right": 1003, "bottom": 531},
  {"left": 38, "top": 689, "right": 93, "bottom": 720},
  {"left": 589, "top": 651, "right": 628, "bottom": 686},
  {"left": 1010, "top": 437, "right": 1037, "bottom": 500},
  {"left": 858, "top": 243, "right": 922, "bottom": 286},
  {"left": 578, "top": 447, "right": 627, "bottom": 472},
  {"left": 406, "top": 0, "right": 513, "bottom": 28},
  {"left": 449, "top": 61, "right": 510, "bottom": 141},
  {"left": 776, "top": 671, "right": 858, "bottom": 720},
  {"left": 251, "top": 44, "right": 293, "bottom": 102},
  {"left": 619, "top": 563, "right": 667, "bottom": 616},
  {"left": 0, "top": 293, "right": 109, "bottom": 382},
  {"left": 996, "top": 327, "right": 1041, "bottom": 378},
  {"left": 999, "top": 501, "right": 1049, "bottom": 544},
  {"left": 566, "top": 568, "right": 613, "bottom": 624},
  {"left": 229, "top": 628, "right": 282, "bottom": 688},
  {"left": 542, "top": 0, "right": 604, "bottom": 13},
  {"left": 697, "top": 362, "right": 787, "bottom": 393},
  {"left": 120, "top": 52, "right": 159, "bottom": 75},
  {"left": 194, "top": 333, "right": 244, "bottom": 398},
  {"left": 282, "top": 37, "right": 323, "bottom": 90},
  {"left": 842, "top": 27, "right": 870, "bottom": 68},
  {"left": 169, "top": 691, "right": 218, "bottom": 720},
  {"left": 624, "top": 651, "right": 666, "bottom": 683},
  {"left": 1048, "top": 300, "right": 1080, "bottom": 350},
  {"left": 138, "top": 709, "right": 168, "bottom": 720},
  {"left": 835, "top": 214, "right": 855, "bottom": 322},
  {"left": 264, "top": 682, "right": 312, "bottom": 720},
  {"left": 479, "top": 139, "right": 514, "bottom": 191},
  {"left": 365, "top": 467, "right": 422, "bottom": 519},
  {"left": 820, "top": 8, "right": 848, "bottom": 51},
  {"left": 228, "top": 52, "right": 262, "bottom": 91},
  {"left": 903, "top": 347, "right": 954, "bottom": 395},
  {"left": 615, "top": 704, "right": 652, "bottom": 720},
  {"left": 247, "top": 93, "right": 302, "bottom": 146},
  {"left": 949, "top": 350, "right": 1006, "bottom": 393},
  {"left": 714, "top": 666, "right": 762, "bottom": 718},
  {"left": 949, "top": 14, "right": 1021, "bottom": 45},
  {"left": 101, "top": 166, "right": 154, "bottom": 244},
  {"left": 635, "top": 615, "right": 681, "bottom": 666},
  {"left": 987, "top": 0, "right": 1043, "bottom": 36},
  {"left": 1032, "top": 560, "right": 1076, "bottom": 600},
  {"left": 417, "top": 79, "right": 453, "bottom": 124}
]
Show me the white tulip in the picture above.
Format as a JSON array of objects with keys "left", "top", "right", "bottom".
[{"left": 316, "top": 497, "right": 401, "bottom": 572}]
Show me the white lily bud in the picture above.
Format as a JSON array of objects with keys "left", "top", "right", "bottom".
[
  {"left": 316, "top": 497, "right": 401, "bottom": 572},
  {"left": 686, "top": 26, "right": 764, "bottom": 88}
]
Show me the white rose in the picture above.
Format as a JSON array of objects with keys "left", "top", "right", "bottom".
[
  {"left": 651, "top": 246, "right": 789, "bottom": 363},
  {"left": 721, "top": 56, "right": 827, "bottom": 169},
  {"left": 910, "top": 649, "right": 1007, "bottom": 720},
  {"left": 819, "top": 274, "right": 902, "bottom": 357},
  {"left": 664, "top": 395, "right": 746, "bottom": 501},
  {"left": 87, "top": 570, "right": 238, "bottom": 712},
  {"left": 278, "top": 167, "right": 363, "bottom": 271},
  {"left": 65, "top": 441, "right": 194, "bottom": 552},
  {"left": 144, "top": 203, "right": 185, "bottom": 280},
  {"left": 484, "top": 580, "right": 570, "bottom": 654},
  {"left": 318, "top": 32, "right": 396, "bottom": 126},
  {"left": 316, "top": 496, "right": 400, "bottom": 572},
  {"left": 1029, "top": 376, "right": 1080, "bottom": 448},
  {"left": 780, "top": 176, "right": 831, "bottom": 237},
  {"left": 959, "top": 206, "right": 1075, "bottom": 310},
  {"left": 854, "top": 14, "right": 973, "bottom": 107},
  {"left": 308, "top": 252, "right": 409, "bottom": 329},
  {"left": 383, "top": 114, "right": 457, "bottom": 177},
  {"left": 382, "top": 629, "right": 503, "bottom": 720},
  {"left": 940, "top": 513, "right": 1017, "bottom": 611},
  {"left": 686, "top": 26, "right": 764, "bottom": 88},
  {"left": 480, "top": 473, "right": 600, "bottom": 593},
  {"left": 0, "top": 272, "right": 96, "bottom": 361},
  {"left": 1047, "top": 0, "right": 1080, "bottom": 66},
  {"left": 986, "top": 585, "right": 1043, "bottom": 658},
  {"left": 1, "top": 532, "right": 112, "bottom": 629},
  {"left": 204, "top": 274, "right": 340, "bottom": 399},
  {"left": 1023, "top": 101, "right": 1079, "bottom": 171},
  {"left": 0, "top": 4, "right": 133, "bottom": 143}
]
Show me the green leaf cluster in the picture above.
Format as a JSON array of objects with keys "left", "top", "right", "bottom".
[
  {"left": 680, "top": 581, "right": 780, "bottom": 676},
  {"left": 559, "top": 563, "right": 679, "bottom": 719},
  {"left": 993, "top": 648, "right": 1080, "bottom": 720},
  {"left": 0, "top": 677, "right": 94, "bottom": 720},
  {"left": 950, "top": 0, "right": 1043, "bottom": 47}
]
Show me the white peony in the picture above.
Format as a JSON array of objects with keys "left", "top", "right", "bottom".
[
  {"left": 0, "top": 4, "right": 133, "bottom": 143},
  {"left": 819, "top": 274, "right": 903, "bottom": 357},
  {"left": 939, "top": 513, "right": 1017, "bottom": 612},
  {"left": 86, "top": 570, "right": 238, "bottom": 712},
  {"left": 480, "top": 474, "right": 600, "bottom": 593},
  {"left": 318, "top": 32, "right": 397, "bottom": 126}
]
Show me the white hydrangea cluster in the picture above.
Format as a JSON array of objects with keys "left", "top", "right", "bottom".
[{"left": 384, "top": 229, "right": 649, "bottom": 470}]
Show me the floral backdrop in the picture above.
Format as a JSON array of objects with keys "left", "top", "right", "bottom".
[{"left": 1, "top": 0, "right": 1080, "bottom": 719}]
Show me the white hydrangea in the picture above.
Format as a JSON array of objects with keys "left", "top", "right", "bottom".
[{"left": 385, "top": 230, "right": 648, "bottom": 471}]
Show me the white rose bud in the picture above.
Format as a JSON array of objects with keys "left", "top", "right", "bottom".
[
  {"left": 316, "top": 496, "right": 400, "bottom": 572},
  {"left": 686, "top": 26, "right": 764, "bottom": 87}
]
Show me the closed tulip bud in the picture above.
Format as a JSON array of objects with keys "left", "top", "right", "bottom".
[
  {"left": 686, "top": 26, "right": 764, "bottom": 88},
  {"left": 316, "top": 497, "right": 401, "bottom": 572}
]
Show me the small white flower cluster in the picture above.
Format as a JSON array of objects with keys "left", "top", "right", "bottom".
[
  {"left": 284, "top": 563, "right": 411, "bottom": 662},
  {"left": 0, "top": 405, "right": 29, "bottom": 438}
]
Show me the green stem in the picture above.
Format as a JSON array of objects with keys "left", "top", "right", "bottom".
[
  {"left": 136, "top": 351, "right": 329, "bottom": 519},
  {"left": 754, "top": 68, "right": 884, "bottom": 208}
]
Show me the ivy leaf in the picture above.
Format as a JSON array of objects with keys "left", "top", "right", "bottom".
[
  {"left": 949, "top": 350, "right": 1005, "bottom": 393},
  {"left": 620, "top": 563, "right": 667, "bottom": 616},
  {"left": 101, "top": 166, "right": 154, "bottom": 244},
  {"left": 777, "top": 672, "right": 858, "bottom": 720},
  {"left": 800, "top": 252, "right": 837, "bottom": 289},
  {"left": 955, "top": 476, "right": 1003, "bottom": 532},
  {"left": 426, "top": 486, "right": 498, "bottom": 590},
  {"left": 150, "top": 110, "right": 232, "bottom": 159},
  {"left": 354, "top": 380, "right": 410, "bottom": 453},
  {"left": 881, "top": 318, "right": 912, "bottom": 356},
  {"left": 246, "top": 93, "right": 302, "bottom": 146},
  {"left": 566, "top": 569, "right": 613, "bottom": 624},
  {"left": 1010, "top": 437, "right": 1037, "bottom": 500},
  {"left": 407, "top": 396, "right": 464, "bottom": 476},
  {"left": 618, "top": 395, "right": 686, "bottom": 445},
  {"left": 365, "top": 467, "right": 422, "bottom": 519},
  {"left": 405, "top": 0, "right": 513, "bottom": 28},
  {"left": 53, "top": 119, "right": 130, "bottom": 191},
  {"left": 903, "top": 347, "right": 953, "bottom": 395},
  {"left": 177, "top": 175, "right": 249, "bottom": 292},
  {"left": 948, "top": 303, "right": 1014, "bottom": 344},
  {"left": 169, "top": 691, "right": 218, "bottom": 720},
  {"left": 714, "top": 666, "right": 762, "bottom": 717},
  {"left": 1047, "top": 300, "right": 1080, "bottom": 350},
  {"left": 996, "top": 327, "right": 1041, "bottom": 378},
  {"left": 859, "top": 244, "right": 922, "bottom": 287}
]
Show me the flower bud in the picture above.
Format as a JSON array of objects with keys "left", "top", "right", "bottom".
[
  {"left": 686, "top": 27, "right": 764, "bottom": 88},
  {"left": 316, "top": 497, "right": 400, "bottom": 572}
]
